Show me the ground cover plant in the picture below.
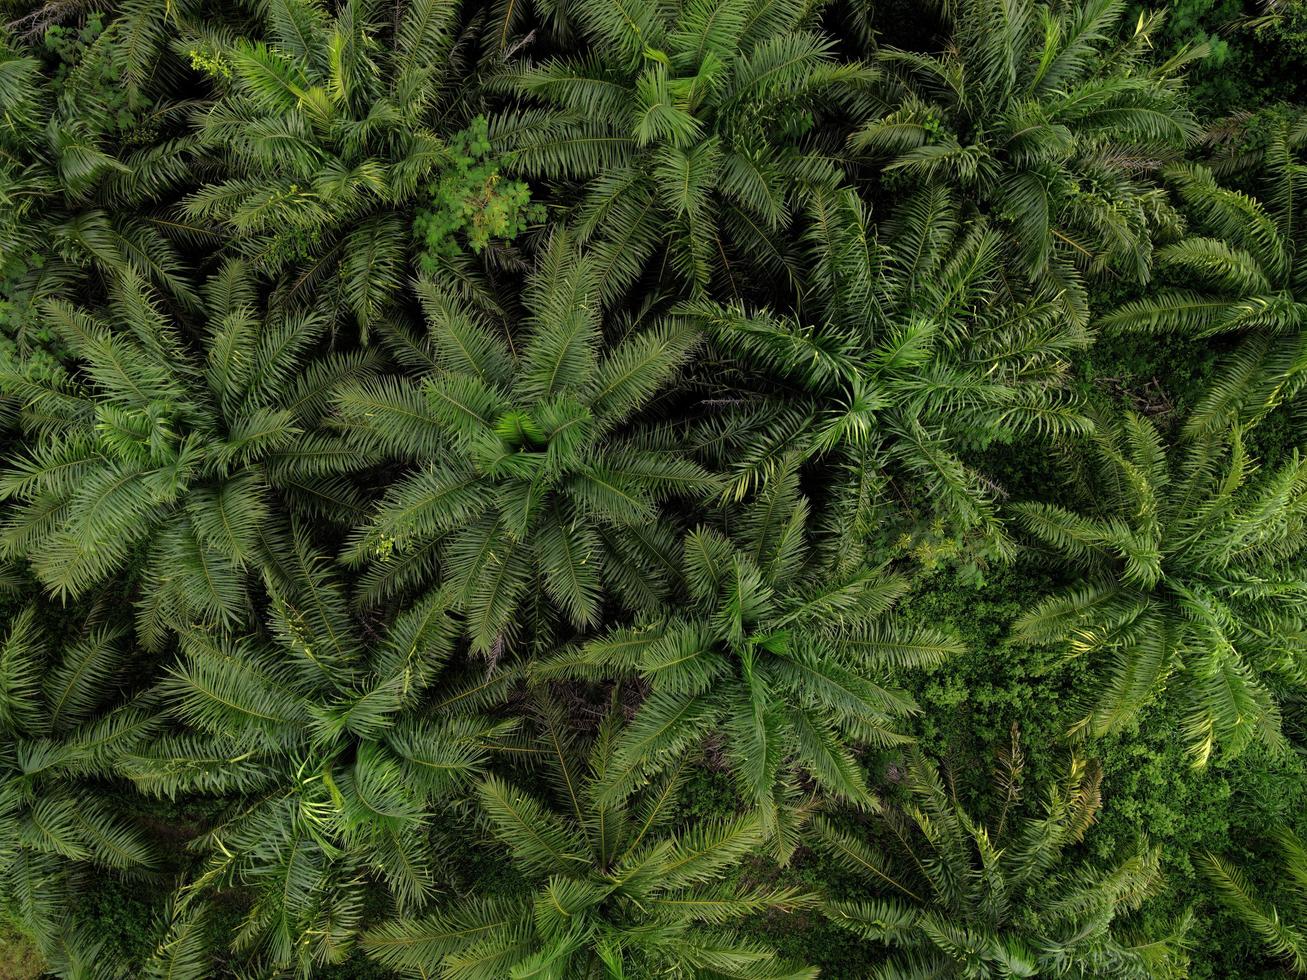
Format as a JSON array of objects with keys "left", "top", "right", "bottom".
[{"left": 0, "top": 0, "right": 1305, "bottom": 977}]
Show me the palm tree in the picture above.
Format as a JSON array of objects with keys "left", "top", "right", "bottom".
[
  {"left": 1203, "top": 825, "right": 1307, "bottom": 973},
  {"left": 492, "top": 0, "right": 873, "bottom": 301},
  {"left": 533, "top": 457, "right": 962, "bottom": 844},
  {"left": 0, "top": 263, "right": 375, "bottom": 645},
  {"left": 337, "top": 233, "right": 717, "bottom": 653},
  {"left": 1102, "top": 125, "right": 1307, "bottom": 434},
  {"left": 362, "top": 705, "right": 819, "bottom": 978},
  {"left": 0, "top": 27, "right": 201, "bottom": 308},
  {"left": 181, "top": 0, "right": 501, "bottom": 335},
  {"left": 1013, "top": 411, "right": 1307, "bottom": 765},
  {"left": 853, "top": 0, "right": 1201, "bottom": 323},
  {"left": 120, "top": 529, "right": 512, "bottom": 976},
  {"left": 4, "top": 0, "right": 209, "bottom": 96},
  {"left": 0, "top": 604, "right": 159, "bottom": 975},
  {"left": 814, "top": 736, "right": 1186, "bottom": 979},
  {"left": 692, "top": 185, "right": 1089, "bottom": 555}
]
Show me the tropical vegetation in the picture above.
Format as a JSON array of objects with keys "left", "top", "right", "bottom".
[{"left": 0, "top": 0, "right": 1305, "bottom": 977}]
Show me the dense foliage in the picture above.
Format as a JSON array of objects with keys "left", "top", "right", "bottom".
[{"left": 0, "top": 0, "right": 1304, "bottom": 977}]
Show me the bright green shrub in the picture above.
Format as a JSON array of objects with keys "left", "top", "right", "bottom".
[{"left": 413, "top": 116, "right": 544, "bottom": 269}]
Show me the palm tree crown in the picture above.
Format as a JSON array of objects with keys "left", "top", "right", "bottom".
[
  {"left": 338, "top": 234, "right": 716, "bottom": 653},
  {"left": 0, "top": 30, "right": 198, "bottom": 308},
  {"left": 363, "top": 706, "right": 819, "bottom": 978},
  {"left": 183, "top": 0, "right": 472, "bottom": 333},
  {"left": 534, "top": 460, "right": 963, "bottom": 841},
  {"left": 814, "top": 737, "right": 1184, "bottom": 979},
  {"left": 854, "top": 0, "right": 1199, "bottom": 321},
  {"left": 0, "top": 264, "right": 373, "bottom": 644},
  {"left": 495, "top": 0, "right": 871, "bottom": 300},
  {"left": 0, "top": 605, "right": 158, "bottom": 975},
  {"left": 125, "top": 530, "right": 511, "bottom": 975},
  {"left": 1103, "top": 126, "right": 1307, "bottom": 434},
  {"left": 1013, "top": 412, "right": 1307, "bottom": 765},
  {"left": 693, "top": 185, "right": 1089, "bottom": 553}
]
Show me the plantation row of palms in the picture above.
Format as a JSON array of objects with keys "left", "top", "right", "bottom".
[{"left": 0, "top": 0, "right": 1304, "bottom": 976}]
